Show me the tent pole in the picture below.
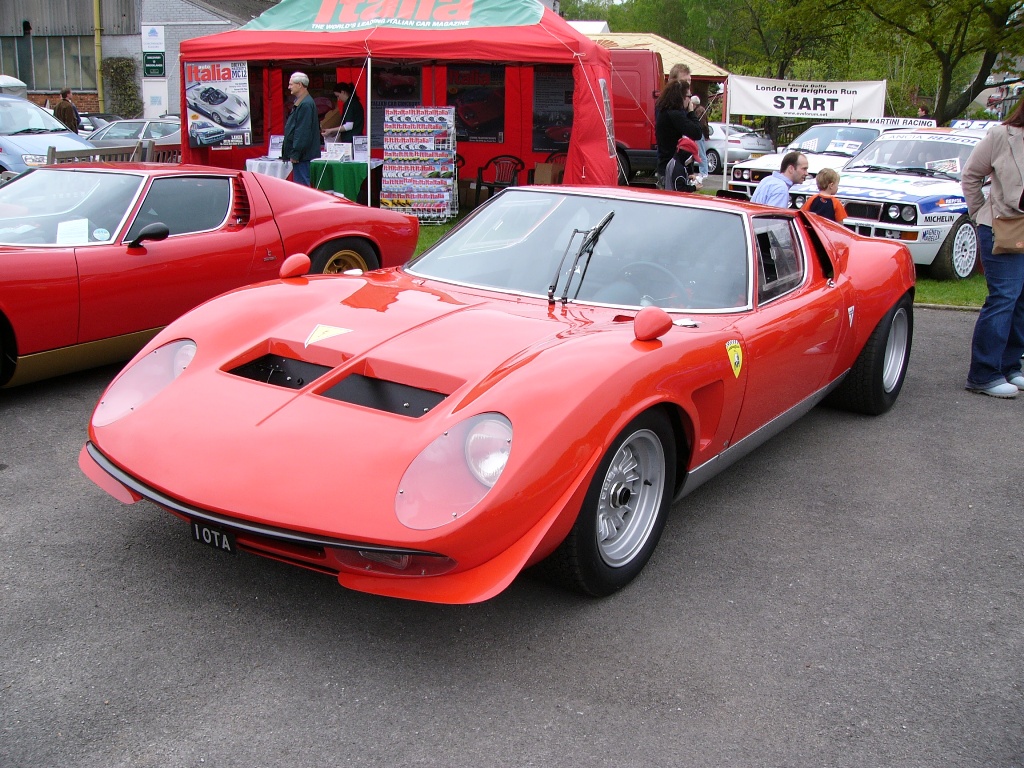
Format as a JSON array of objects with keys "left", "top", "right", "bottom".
[
  {"left": 722, "top": 76, "right": 729, "bottom": 190},
  {"left": 366, "top": 55, "right": 372, "bottom": 206}
]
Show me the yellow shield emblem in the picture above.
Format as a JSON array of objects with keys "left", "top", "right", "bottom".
[{"left": 725, "top": 339, "right": 743, "bottom": 378}]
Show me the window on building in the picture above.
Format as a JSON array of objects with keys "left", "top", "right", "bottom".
[{"left": 0, "top": 36, "right": 97, "bottom": 90}]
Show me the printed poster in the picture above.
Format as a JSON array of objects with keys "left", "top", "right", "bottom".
[{"left": 184, "top": 61, "right": 252, "bottom": 149}]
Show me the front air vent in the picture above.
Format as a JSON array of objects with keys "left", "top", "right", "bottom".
[
  {"left": 228, "top": 354, "right": 331, "bottom": 389},
  {"left": 320, "top": 373, "right": 446, "bottom": 417},
  {"left": 843, "top": 201, "right": 882, "bottom": 221}
]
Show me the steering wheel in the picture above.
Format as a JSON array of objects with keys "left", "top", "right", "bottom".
[{"left": 621, "top": 261, "right": 688, "bottom": 306}]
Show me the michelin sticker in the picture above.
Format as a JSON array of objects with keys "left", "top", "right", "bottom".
[{"left": 923, "top": 213, "right": 957, "bottom": 223}]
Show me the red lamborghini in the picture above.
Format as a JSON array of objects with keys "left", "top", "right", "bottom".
[
  {"left": 0, "top": 164, "right": 417, "bottom": 386},
  {"left": 81, "top": 187, "right": 915, "bottom": 604}
]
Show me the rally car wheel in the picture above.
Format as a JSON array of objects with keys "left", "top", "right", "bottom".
[
  {"left": 706, "top": 149, "right": 721, "bottom": 175},
  {"left": 930, "top": 216, "right": 978, "bottom": 280},
  {"left": 827, "top": 293, "right": 913, "bottom": 416},
  {"left": 542, "top": 410, "right": 676, "bottom": 597},
  {"left": 310, "top": 238, "right": 379, "bottom": 274}
]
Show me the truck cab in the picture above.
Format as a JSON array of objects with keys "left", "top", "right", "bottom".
[{"left": 608, "top": 48, "right": 664, "bottom": 184}]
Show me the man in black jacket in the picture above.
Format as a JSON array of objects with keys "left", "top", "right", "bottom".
[{"left": 282, "top": 72, "right": 321, "bottom": 186}]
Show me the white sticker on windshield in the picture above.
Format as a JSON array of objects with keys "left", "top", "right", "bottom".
[
  {"left": 826, "top": 140, "right": 862, "bottom": 154},
  {"left": 92, "top": 228, "right": 110, "bottom": 241},
  {"left": 926, "top": 157, "right": 960, "bottom": 174},
  {"left": 56, "top": 218, "right": 89, "bottom": 245}
]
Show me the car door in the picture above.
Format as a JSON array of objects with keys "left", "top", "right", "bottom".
[
  {"left": 76, "top": 174, "right": 257, "bottom": 344},
  {"left": 730, "top": 215, "right": 847, "bottom": 441}
]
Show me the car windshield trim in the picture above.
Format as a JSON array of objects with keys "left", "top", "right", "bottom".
[{"left": 407, "top": 188, "right": 752, "bottom": 313}]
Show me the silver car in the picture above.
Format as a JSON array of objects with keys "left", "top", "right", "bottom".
[
  {"left": 87, "top": 118, "right": 180, "bottom": 147},
  {"left": 703, "top": 123, "right": 774, "bottom": 174}
]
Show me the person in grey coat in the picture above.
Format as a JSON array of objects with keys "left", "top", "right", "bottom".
[
  {"left": 282, "top": 72, "right": 321, "bottom": 186},
  {"left": 961, "top": 99, "right": 1024, "bottom": 398}
]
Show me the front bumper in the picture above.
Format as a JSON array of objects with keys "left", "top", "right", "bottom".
[{"left": 841, "top": 219, "right": 947, "bottom": 266}]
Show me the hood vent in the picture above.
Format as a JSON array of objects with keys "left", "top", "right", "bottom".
[
  {"left": 320, "top": 373, "right": 445, "bottom": 417},
  {"left": 229, "top": 354, "right": 331, "bottom": 389}
]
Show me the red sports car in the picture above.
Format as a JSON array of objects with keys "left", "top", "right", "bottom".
[
  {"left": 80, "top": 187, "right": 915, "bottom": 604},
  {"left": 0, "top": 164, "right": 418, "bottom": 387}
]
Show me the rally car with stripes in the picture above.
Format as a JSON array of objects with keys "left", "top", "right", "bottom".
[{"left": 790, "top": 123, "right": 994, "bottom": 280}]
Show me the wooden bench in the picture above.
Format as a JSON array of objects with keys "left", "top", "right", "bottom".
[{"left": 45, "top": 139, "right": 181, "bottom": 165}]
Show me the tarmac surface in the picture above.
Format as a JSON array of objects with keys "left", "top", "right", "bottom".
[{"left": 1, "top": 306, "right": 1021, "bottom": 767}]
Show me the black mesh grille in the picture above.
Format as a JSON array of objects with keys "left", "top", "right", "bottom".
[{"left": 843, "top": 200, "right": 882, "bottom": 221}]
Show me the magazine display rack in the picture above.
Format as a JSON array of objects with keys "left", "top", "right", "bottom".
[{"left": 380, "top": 107, "right": 458, "bottom": 224}]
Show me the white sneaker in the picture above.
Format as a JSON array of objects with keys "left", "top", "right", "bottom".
[
  {"left": 1008, "top": 373, "right": 1024, "bottom": 390},
  {"left": 966, "top": 381, "right": 1019, "bottom": 398}
]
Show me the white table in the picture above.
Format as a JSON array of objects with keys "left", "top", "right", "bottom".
[{"left": 245, "top": 158, "right": 293, "bottom": 179}]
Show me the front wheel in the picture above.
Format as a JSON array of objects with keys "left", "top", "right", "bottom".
[
  {"left": 929, "top": 215, "right": 978, "bottom": 280},
  {"left": 706, "top": 149, "right": 721, "bottom": 175},
  {"left": 309, "top": 238, "right": 380, "bottom": 274},
  {"left": 827, "top": 294, "right": 913, "bottom": 415},
  {"left": 541, "top": 411, "right": 677, "bottom": 596}
]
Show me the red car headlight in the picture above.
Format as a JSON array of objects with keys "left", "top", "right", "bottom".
[
  {"left": 92, "top": 339, "right": 196, "bottom": 427},
  {"left": 395, "top": 413, "right": 512, "bottom": 530}
]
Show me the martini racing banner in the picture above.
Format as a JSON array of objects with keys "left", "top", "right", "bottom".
[{"left": 729, "top": 76, "right": 886, "bottom": 119}]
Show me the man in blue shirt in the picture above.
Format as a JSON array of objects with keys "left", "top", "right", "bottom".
[{"left": 750, "top": 151, "right": 808, "bottom": 207}]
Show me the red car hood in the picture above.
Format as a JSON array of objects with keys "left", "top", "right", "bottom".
[{"left": 90, "top": 270, "right": 636, "bottom": 554}]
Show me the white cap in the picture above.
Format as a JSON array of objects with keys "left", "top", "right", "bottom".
[{"left": 690, "top": 95, "right": 701, "bottom": 106}]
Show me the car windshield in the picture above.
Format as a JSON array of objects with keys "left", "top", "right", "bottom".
[
  {"left": 0, "top": 98, "right": 70, "bottom": 135},
  {"left": 0, "top": 168, "right": 144, "bottom": 245},
  {"left": 408, "top": 189, "right": 750, "bottom": 312},
  {"left": 202, "top": 88, "right": 228, "bottom": 105},
  {"left": 788, "top": 125, "right": 880, "bottom": 157},
  {"left": 843, "top": 134, "right": 977, "bottom": 179}
]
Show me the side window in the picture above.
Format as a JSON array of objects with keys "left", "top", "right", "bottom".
[
  {"left": 105, "top": 122, "right": 144, "bottom": 141},
  {"left": 145, "top": 122, "right": 179, "bottom": 139},
  {"left": 125, "top": 176, "right": 231, "bottom": 241},
  {"left": 754, "top": 217, "right": 803, "bottom": 303}
]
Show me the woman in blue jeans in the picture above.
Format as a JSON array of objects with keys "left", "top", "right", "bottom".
[{"left": 961, "top": 101, "right": 1024, "bottom": 398}]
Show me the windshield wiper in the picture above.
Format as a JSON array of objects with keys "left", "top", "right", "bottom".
[
  {"left": 897, "top": 165, "right": 959, "bottom": 180},
  {"left": 10, "top": 127, "right": 51, "bottom": 135},
  {"left": 547, "top": 210, "right": 615, "bottom": 305},
  {"left": 846, "top": 164, "right": 894, "bottom": 173}
]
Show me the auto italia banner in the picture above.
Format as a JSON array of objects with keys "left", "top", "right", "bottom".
[
  {"left": 729, "top": 75, "right": 886, "bottom": 120},
  {"left": 184, "top": 61, "right": 252, "bottom": 148},
  {"left": 243, "top": 0, "right": 545, "bottom": 32}
]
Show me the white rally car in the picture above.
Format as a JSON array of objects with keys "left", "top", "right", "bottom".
[
  {"left": 790, "top": 123, "right": 993, "bottom": 280},
  {"left": 728, "top": 118, "right": 934, "bottom": 198}
]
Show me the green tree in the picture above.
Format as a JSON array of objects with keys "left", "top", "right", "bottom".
[{"left": 852, "top": 0, "right": 1024, "bottom": 122}]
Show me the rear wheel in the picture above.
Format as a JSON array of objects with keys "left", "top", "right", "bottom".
[
  {"left": 541, "top": 410, "right": 677, "bottom": 596},
  {"left": 827, "top": 294, "right": 913, "bottom": 415},
  {"left": 706, "top": 149, "right": 721, "bottom": 175},
  {"left": 929, "top": 215, "right": 978, "bottom": 280},
  {"left": 309, "top": 238, "right": 379, "bottom": 274}
]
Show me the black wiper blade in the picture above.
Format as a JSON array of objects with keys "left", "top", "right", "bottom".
[
  {"left": 846, "top": 164, "right": 893, "bottom": 173},
  {"left": 547, "top": 211, "right": 615, "bottom": 305},
  {"left": 9, "top": 127, "right": 50, "bottom": 135},
  {"left": 900, "top": 165, "right": 959, "bottom": 180},
  {"left": 562, "top": 210, "right": 615, "bottom": 304}
]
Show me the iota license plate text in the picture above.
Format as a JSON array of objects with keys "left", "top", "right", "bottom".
[{"left": 191, "top": 520, "right": 237, "bottom": 554}]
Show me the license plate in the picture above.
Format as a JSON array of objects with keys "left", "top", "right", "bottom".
[
  {"left": 190, "top": 520, "right": 237, "bottom": 554},
  {"left": 750, "top": 153, "right": 765, "bottom": 159}
]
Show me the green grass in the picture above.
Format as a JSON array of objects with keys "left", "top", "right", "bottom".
[
  {"left": 412, "top": 218, "right": 987, "bottom": 309},
  {"left": 914, "top": 274, "right": 987, "bottom": 307}
]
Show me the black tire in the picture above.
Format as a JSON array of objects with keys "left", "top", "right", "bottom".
[
  {"left": 616, "top": 150, "right": 630, "bottom": 186},
  {"left": 706, "top": 149, "right": 721, "bottom": 175},
  {"left": 309, "top": 238, "right": 380, "bottom": 274},
  {"left": 541, "top": 410, "right": 677, "bottom": 597},
  {"left": 928, "top": 215, "right": 978, "bottom": 280},
  {"left": 827, "top": 294, "right": 913, "bottom": 415}
]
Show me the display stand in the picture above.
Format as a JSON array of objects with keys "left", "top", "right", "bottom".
[{"left": 380, "top": 107, "right": 457, "bottom": 224}]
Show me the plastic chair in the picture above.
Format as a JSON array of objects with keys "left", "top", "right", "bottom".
[{"left": 475, "top": 154, "right": 525, "bottom": 206}]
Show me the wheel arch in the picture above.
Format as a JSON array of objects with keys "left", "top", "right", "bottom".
[
  {"left": 306, "top": 234, "right": 382, "bottom": 269},
  {"left": 0, "top": 309, "right": 17, "bottom": 387}
]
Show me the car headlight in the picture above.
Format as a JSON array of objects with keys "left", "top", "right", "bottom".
[
  {"left": 794, "top": 194, "right": 806, "bottom": 208},
  {"left": 742, "top": 169, "right": 751, "bottom": 180},
  {"left": 901, "top": 206, "right": 916, "bottom": 222},
  {"left": 395, "top": 413, "right": 512, "bottom": 530},
  {"left": 22, "top": 154, "right": 47, "bottom": 166},
  {"left": 887, "top": 204, "right": 900, "bottom": 220},
  {"left": 92, "top": 339, "right": 196, "bottom": 427}
]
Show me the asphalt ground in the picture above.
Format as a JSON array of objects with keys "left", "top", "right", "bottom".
[{"left": 1, "top": 306, "right": 1021, "bottom": 768}]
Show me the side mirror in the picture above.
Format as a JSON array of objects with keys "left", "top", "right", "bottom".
[
  {"left": 279, "top": 253, "right": 311, "bottom": 279},
  {"left": 128, "top": 222, "right": 170, "bottom": 248}
]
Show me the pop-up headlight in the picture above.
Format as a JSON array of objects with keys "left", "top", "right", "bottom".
[{"left": 92, "top": 339, "right": 196, "bottom": 427}]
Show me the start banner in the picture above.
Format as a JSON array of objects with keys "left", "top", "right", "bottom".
[{"left": 729, "top": 76, "right": 886, "bottom": 119}]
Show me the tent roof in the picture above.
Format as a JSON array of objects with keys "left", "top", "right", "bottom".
[{"left": 585, "top": 32, "right": 729, "bottom": 79}]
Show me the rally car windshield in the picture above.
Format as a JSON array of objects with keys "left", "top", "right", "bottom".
[
  {"left": 407, "top": 189, "right": 750, "bottom": 312},
  {"left": 844, "top": 135, "right": 976, "bottom": 180},
  {"left": 788, "top": 125, "right": 880, "bottom": 157}
]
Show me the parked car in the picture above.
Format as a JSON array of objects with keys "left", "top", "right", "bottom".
[
  {"left": 188, "top": 119, "right": 226, "bottom": 147},
  {"left": 185, "top": 83, "right": 249, "bottom": 127},
  {"left": 86, "top": 118, "right": 181, "bottom": 147},
  {"left": 0, "top": 163, "right": 418, "bottom": 387},
  {"left": 790, "top": 123, "right": 994, "bottom": 280},
  {"left": 80, "top": 186, "right": 915, "bottom": 604},
  {"left": 79, "top": 112, "right": 122, "bottom": 134},
  {"left": 704, "top": 123, "right": 775, "bottom": 174},
  {"left": 728, "top": 118, "right": 934, "bottom": 198},
  {"left": 0, "top": 94, "right": 94, "bottom": 173}
]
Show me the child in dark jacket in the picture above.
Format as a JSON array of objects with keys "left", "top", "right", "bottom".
[{"left": 801, "top": 167, "right": 848, "bottom": 222}]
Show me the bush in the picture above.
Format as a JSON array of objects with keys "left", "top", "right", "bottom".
[{"left": 101, "top": 57, "right": 143, "bottom": 118}]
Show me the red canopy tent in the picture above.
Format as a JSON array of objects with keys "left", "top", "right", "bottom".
[{"left": 178, "top": 0, "right": 617, "bottom": 186}]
